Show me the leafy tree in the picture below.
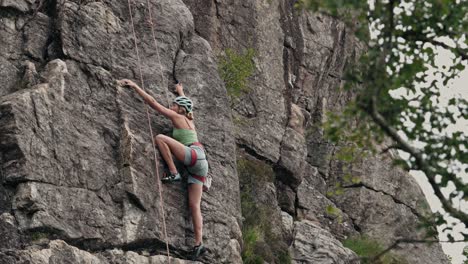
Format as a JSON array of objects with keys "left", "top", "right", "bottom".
[
  {"left": 219, "top": 48, "right": 256, "bottom": 99},
  {"left": 297, "top": 0, "right": 468, "bottom": 239}
]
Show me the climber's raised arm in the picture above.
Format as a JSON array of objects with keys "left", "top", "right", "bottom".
[
  {"left": 175, "top": 83, "right": 185, "bottom": 97},
  {"left": 118, "top": 79, "right": 177, "bottom": 119}
]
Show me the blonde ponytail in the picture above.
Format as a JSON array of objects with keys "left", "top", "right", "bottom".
[
  {"left": 186, "top": 112, "right": 194, "bottom": 120},
  {"left": 176, "top": 105, "right": 194, "bottom": 120}
]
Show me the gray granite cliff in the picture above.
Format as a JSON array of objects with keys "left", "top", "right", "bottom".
[{"left": 0, "top": 0, "right": 448, "bottom": 263}]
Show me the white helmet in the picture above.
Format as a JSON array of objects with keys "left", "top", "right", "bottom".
[{"left": 173, "top": 96, "right": 193, "bottom": 113}]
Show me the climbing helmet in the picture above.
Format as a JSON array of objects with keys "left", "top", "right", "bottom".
[{"left": 173, "top": 96, "right": 193, "bottom": 113}]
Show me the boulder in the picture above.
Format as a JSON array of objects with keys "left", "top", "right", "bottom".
[{"left": 290, "top": 220, "right": 359, "bottom": 264}]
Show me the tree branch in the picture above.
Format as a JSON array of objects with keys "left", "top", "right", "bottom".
[
  {"left": 372, "top": 0, "right": 396, "bottom": 102},
  {"left": 368, "top": 238, "right": 468, "bottom": 262},
  {"left": 380, "top": 144, "right": 400, "bottom": 154},
  {"left": 361, "top": 95, "right": 468, "bottom": 225},
  {"left": 425, "top": 39, "right": 468, "bottom": 61},
  {"left": 400, "top": 31, "right": 468, "bottom": 61}
]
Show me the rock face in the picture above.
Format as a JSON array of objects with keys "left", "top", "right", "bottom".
[
  {"left": 290, "top": 221, "right": 358, "bottom": 264},
  {"left": 0, "top": 0, "right": 448, "bottom": 264}
]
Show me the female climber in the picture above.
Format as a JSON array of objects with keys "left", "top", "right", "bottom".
[{"left": 117, "top": 79, "right": 208, "bottom": 260}]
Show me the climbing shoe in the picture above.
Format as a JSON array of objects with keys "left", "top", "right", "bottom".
[
  {"left": 191, "top": 243, "right": 206, "bottom": 260},
  {"left": 161, "top": 172, "right": 181, "bottom": 183}
]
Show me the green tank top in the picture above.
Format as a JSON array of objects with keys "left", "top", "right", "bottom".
[{"left": 172, "top": 128, "right": 198, "bottom": 146}]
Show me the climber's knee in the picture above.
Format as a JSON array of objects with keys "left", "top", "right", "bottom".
[{"left": 155, "top": 134, "right": 166, "bottom": 144}]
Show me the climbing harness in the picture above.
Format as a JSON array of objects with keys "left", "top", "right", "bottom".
[
  {"left": 204, "top": 174, "right": 212, "bottom": 192},
  {"left": 126, "top": 0, "right": 171, "bottom": 261},
  {"left": 186, "top": 142, "right": 212, "bottom": 192}
]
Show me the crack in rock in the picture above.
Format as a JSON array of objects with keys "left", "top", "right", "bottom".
[{"left": 343, "top": 183, "right": 422, "bottom": 218}]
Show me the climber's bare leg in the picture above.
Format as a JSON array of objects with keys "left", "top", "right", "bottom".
[
  {"left": 188, "top": 183, "right": 203, "bottom": 245},
  {"left": 155, "top": 134, "right": 186, "bottom": 174}
]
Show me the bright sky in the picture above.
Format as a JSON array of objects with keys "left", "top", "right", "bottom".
[
  {"left": 397, "top": 48, "right": 468, "bottom": 263},
  {"left": 366, "top": 1, "right": 468, "bottom": 262}
]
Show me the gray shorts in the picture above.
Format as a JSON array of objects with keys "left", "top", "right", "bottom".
[{"left": 183, "top": 145, "right": 208, "bottom": 185}]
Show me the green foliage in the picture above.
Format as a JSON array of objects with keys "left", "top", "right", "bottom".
[
  {"left": 325, "top": 204, "right": 339, "bottom": 215},
  {"left": 238, "top": 157, "right": 275, "bottom": 185},
  {"left": 31, "top": 232, "right": 48, "bottom": 241},
  {"left": 325, "top": 158, "right": 361, "bottom": 200},
  {"left": 325, "top": 205, "right": 343, "bottom": 223},
  {"left": 218, "top": 48, "right": 256, "bottom": 98},
  {"left": 242, "top": 228, "right": 264, "bottom": 264},
  {"left": 463, "top": 245, "right": 468, "bottom": 264},
  {"left": 326, "top": 184, "right": 344, "bottom": 197},
  {"left": 233, "top": 115, "right": 251, "bottom": 127},
  {"left": 343, "top": 236, "right": 409, "bottom": 264},
  {"left": 302, "top": 0, "right": 468, "bottom": 231},
  {"left": 237, "top": 157, "right": 291, "bottom": 264},
  {"left": 295, "top": 0, "right": 369, "bottom": 40}
]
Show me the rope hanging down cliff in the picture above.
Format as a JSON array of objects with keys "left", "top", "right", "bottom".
[{"left": 125, "top": 0, "right": 171, "bottom": 261}]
